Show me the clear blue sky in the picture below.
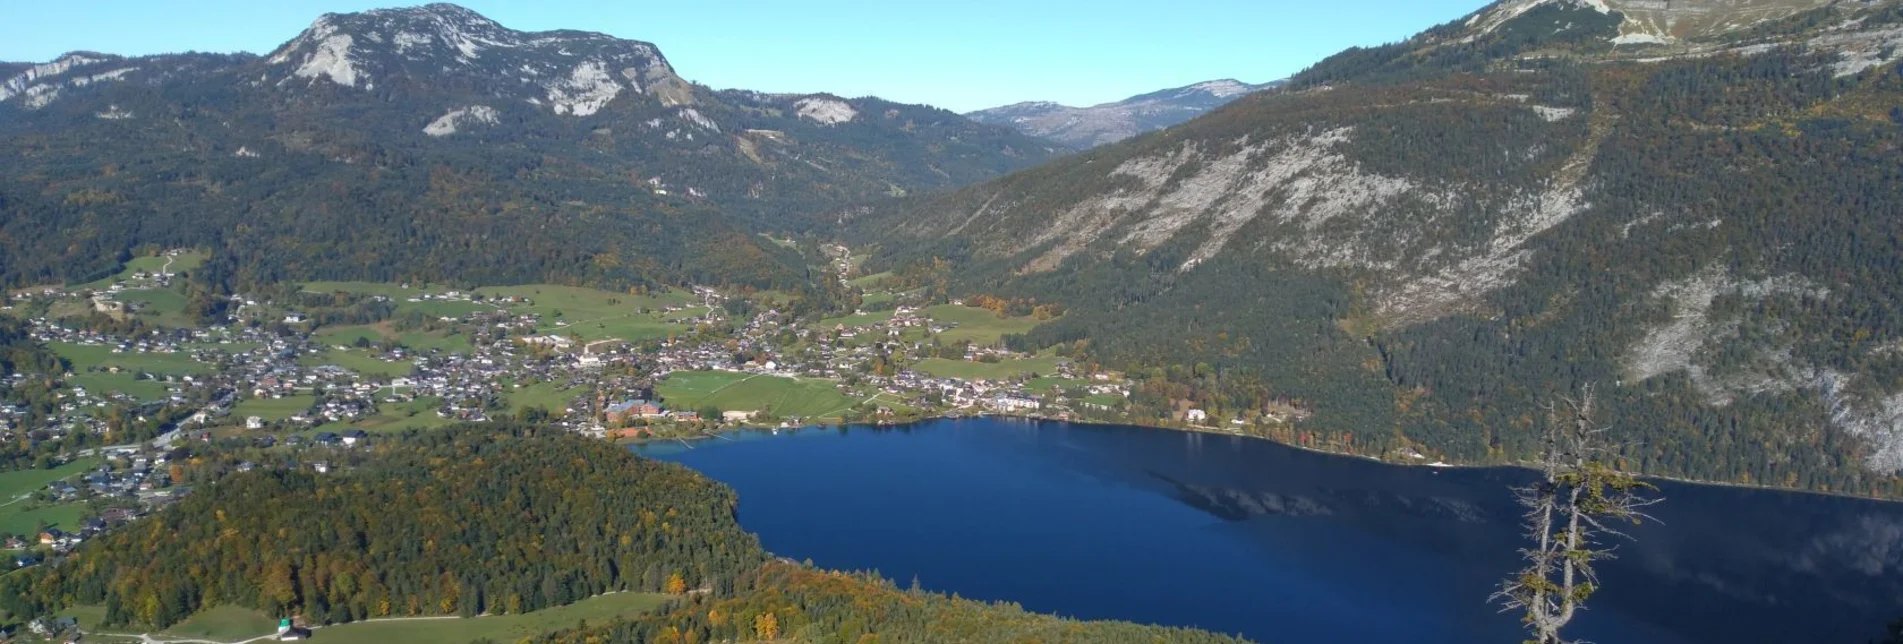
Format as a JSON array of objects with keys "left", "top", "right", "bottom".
[{"left": 0, "top": 0, "right": 1492, "bottom": 112}]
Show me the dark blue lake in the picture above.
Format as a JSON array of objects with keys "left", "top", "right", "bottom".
[{"left": 635, "top": 418, "right": 1903, "bottom": 643}]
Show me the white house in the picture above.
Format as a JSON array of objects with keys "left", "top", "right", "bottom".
[{"left": 990, "top": 395, "right": 1041, "bottom": 413}]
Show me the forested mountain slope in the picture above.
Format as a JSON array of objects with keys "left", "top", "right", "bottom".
[
  {"left": 0, "top": 3, "right": 1060, "bottom": 291},
  {"left": 968, "top": 79, "right": 1284, "bottom": 148},
  {"left": 841, "top": 0, "right": 1903, "bottom": 497},
  {"left": 0, "top": 426, "right": 1250, "bottom": 642}
]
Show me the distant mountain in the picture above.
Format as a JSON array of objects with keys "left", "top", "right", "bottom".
[
  {"left": 841, "top": 0, "right": 1903, "bottom": 497},
  {"left": 967, "top": 79, "right": 1284, "bottom": 148},
  {"left": 0, "top": 3, "right": 1061, "bottom": 290}
]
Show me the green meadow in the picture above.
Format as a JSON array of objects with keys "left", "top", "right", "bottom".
[
  {"left": 924, "top": 305, "right": 1045, "bottom": 346},
  {"left": 229, "top": 395, "right": 316, "bottom": 422},
  {"left": 51, "top": 343, "right": 211, "bottom": 376},
  {"left": 656, "top": 371, "right": 856, "bottom": 419},
  {"left": 321, "top": 592, "right": 671, "bottom": 644}
]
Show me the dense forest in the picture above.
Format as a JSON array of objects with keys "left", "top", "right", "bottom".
[
  {"left": 0, "top": 425, "right": 1253, "bottom": 641},
  {"left": 0, "top": 426, "right": 768, "bottom": 627},
  {"left": 842, "top": 2, "right": 1903, "bottom": 498}
]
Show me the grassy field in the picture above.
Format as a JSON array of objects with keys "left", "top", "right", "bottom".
[
  {"left": 301, "top": 281, "right": 425, "bottom": 298},
  {"left": 849, "top": 271, "right": 895, "bottom": 288},
  {"left": 507, "top": 381, "right": 584, "bottom": 414},
  {"left": 56, "top": 604, "right": 276, "bottom": 641},
  {"left": 1026, "top": 376, "right": 1090, "bottom": 394},
  {"left": 550, "top": 314, "right": 684, "bottom": 343},
  {"left": 302, "top": 348, "right": 414, "bottom": 378},
  {"left": 912, "top": 357, "right": 1065, "bottom": 381},
  {"left": 66, "top": 372, "right": 170, "bottom": 401},
  {"left": 821, "top": 310, "right": 895, "bottom": 328},
  {"left": 925, "top": 305, "right": 1045, "bottom": 346},
  {"left": 230, "top": 395, "right": 316, "bottom": 422},
  {"left": 0, "top": 459, "right": 97, "bottom": 501},
  {"left": 161, "top": 605, "right": 280, "bottom": 640},
  {"left": 116, "top": 288, "right": 193, "bottom": 327},
  {"left": 74, "top": 251, "right": 208, "bottom": 291},
  {"left": 314, "top": 323, "right": 472, "bottom": 354},
  {"left": 657, "top": 371, "right": 856, "bottom": 419},
  {"left": 321, "top": 593, "right": 671, "bottom": 644},
  {"left": 0, "top": 502, "right": 87, "bottom": 538},
  {"left": 1, "top": 455, "right": 95, "bottom": 539},
  {"left": 51, "top": 343, "right": 210, "bottom": 376},
  {"left": 313, "top": 397, "right": 451, "bottom": 435}
]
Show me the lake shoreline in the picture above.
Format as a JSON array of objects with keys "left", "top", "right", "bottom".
[{"left": 623, "top": 412, "right": 1903, "bottom": 505}]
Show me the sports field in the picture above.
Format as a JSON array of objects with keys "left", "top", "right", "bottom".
[{"left": 657, "top": 371, "right": 856, "bottom": 419}]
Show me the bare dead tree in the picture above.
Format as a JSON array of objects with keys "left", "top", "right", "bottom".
[{"left": 1494, "top": 384, "right": 1661, "bottom": 644}]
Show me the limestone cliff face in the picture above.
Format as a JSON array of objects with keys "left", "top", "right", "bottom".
[{"left": 842, "top": 0, "right": 1903, "bottom": 479}]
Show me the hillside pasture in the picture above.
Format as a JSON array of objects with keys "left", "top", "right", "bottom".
[{"left": 925, "top": 305, "right": 1045, "bottom": 346}]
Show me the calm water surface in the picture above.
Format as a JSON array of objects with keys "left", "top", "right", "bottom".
[{"left": 635, "top": 418, "right": 1903, "bottom": 643}]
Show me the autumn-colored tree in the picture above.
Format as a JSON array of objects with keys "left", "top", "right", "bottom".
[
  {"left": 665, "top": 572, "right": 688, "bottom": 595},
  {"left": 754, "top": 611, "right": 780, "bottom": 640}
]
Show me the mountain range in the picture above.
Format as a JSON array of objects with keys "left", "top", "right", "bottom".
[
  {"left": 0, "top": 3, "right": 1060, "bottom": 290},
  {"left": 6, "top": 0, "right": 1903, "bottom": 499},
  {"left": 842, "top": 0, "right": 1903, "bottom": 497},
  {"left": 967, "top": 79, "right": 1284, "bottom": 148}
]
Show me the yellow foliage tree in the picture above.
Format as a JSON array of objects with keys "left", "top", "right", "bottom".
[
  {"left": 664, "top": 572, "right": 687, "bottom": 595},
  {"left": 754, "top": 611, "right": 780, "bottom": 640}
]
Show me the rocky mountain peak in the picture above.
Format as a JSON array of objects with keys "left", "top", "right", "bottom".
[
  {"left": 262, "top": 2, "right": 693, "bottom": 113},
  {"left": 1460, "top": 0, "right": 1843, "bottom": 46}
]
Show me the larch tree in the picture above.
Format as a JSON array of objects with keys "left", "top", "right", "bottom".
[{"left": 1494, "top": 384, "right": 1661, "bottom": 644}]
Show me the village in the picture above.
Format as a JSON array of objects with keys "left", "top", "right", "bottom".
[{"left": 0, "top": 250, "right": 1313, "bottom": 588}]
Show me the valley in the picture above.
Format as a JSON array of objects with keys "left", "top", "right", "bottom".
[{"left": 4, "top": 0, "right": 1903, "bottom": 641}]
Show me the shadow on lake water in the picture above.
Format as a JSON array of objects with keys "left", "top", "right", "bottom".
[{"left": 637, "top": 418, "right": 1903, "bottom": 643}]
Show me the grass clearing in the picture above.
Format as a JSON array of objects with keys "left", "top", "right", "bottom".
[
  {"left": 313, "top": 323, "right": 471, "bottom": 354},
  {"left": 1026, "top": 376, "right": 1090, "bottom": 394},
  {"left": 51, "top": 343, "right": 210, "bottom": 376},
  {"left": 912, "top": 357, "right": 1065, "bottom": 381},
  {"left": 0, "top": 502, "right": 87, "bottom": 537},
  {"left": 116, "top": 288, "right": 193, "bottom": 326},
  {"left": 924, "top": 305, "right": 1044, "bottom": 346},
  {"left": 321, "top": 592, "right": 671, "bottom": 644},
  {"left": 821, "top": 310, "right": 895, "bottom": 328},
  {"left": 0, "top": 459, "right": 97, "bottom": 501},
  {"left": 66, "top": 372, "right": 170, "bottom": 401},
  {"left": 159, "top": 605, "right": 279, "bottom": 641},
  {"left": 73, "top": 251, "right": 208, "bottom": 291},
  {"left": 657, "top": 371, "right": 856, "bottom": 419},
  {"left": 230, "top": 395, "right": 316, "bottom": 422},
  {"left": 507, "top": 381, "right": 584, "bottom": 414},
  {"left": 314, "top": 397, "right": 451, "bottom": 435},
  {"left": 849, "top": 271, "right": 895, "bottom": 287}
]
